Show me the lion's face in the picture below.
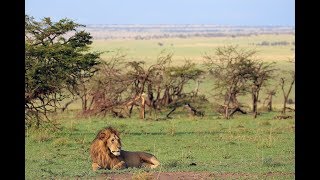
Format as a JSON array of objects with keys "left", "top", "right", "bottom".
[
  {"left": 98, "top": 128, "right": 122, "bottom": 156},
  {"left": 106, "top": 133, "right": 122, "bottom": 156}
]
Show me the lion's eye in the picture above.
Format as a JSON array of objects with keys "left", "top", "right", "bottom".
[{"left": 111, "top": 139, "right": 115, "bottom": 142}]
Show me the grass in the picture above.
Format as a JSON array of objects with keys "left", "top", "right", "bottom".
[{"left": 25, "top": 110, "right": 294, "bottom": 179}]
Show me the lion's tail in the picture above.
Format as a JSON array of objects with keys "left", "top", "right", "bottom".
[{"left": 138, "top": 152, "right": 160, "bottom": 169}]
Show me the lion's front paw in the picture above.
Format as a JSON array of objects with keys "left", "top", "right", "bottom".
[{"left": 92, "top": 163, "right": 101, "bottom": 171}]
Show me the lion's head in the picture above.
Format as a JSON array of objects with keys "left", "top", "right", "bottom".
[
  {"left": 90, "top": 127, "right": 125, "bottom": 170},
  {"left": 95, "top": 126, "right": 122, "bottom": 156}
]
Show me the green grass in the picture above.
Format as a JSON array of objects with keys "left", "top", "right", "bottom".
[{"left": 25, "top": 110, "right": 294, "bottom": 179}]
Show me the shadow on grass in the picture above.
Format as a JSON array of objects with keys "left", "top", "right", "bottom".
[
  {"left": 56, "top": 130, "right": 235, "bottom": 137},
  {"left": 123, "top": 131, "right": 223, "bottom": 136}
]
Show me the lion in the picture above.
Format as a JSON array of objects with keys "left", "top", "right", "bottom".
[{"left": 89, "top": 126, "right": 160, "bottom": 171}]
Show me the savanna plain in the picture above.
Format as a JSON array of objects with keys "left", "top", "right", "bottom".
[{"left": 26, "top": 31, "right": 295, "bottom": 179}]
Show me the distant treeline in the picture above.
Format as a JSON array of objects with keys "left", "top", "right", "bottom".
[
  {"left": 98, "top": 32, "right": 293, "bottom": 40},
  {"left": 133, "top": 33, "right": 286, "bottom": 40},
  {"left": 254, "top": 41, "right": 295, "bottom": 46},
  {"left": 82, "top": 25, "right": 295, "bottom": 40}
]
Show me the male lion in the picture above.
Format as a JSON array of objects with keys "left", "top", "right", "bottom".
[{"left": 90, "top": 126, "right": 160, "bottom": 171}]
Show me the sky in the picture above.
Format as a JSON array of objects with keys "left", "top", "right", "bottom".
[{"left": 25, "top": 0, "right": 295, "bottom": 26}]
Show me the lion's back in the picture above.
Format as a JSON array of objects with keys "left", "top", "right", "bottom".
[{"left": 121, "top": 150, "right": 144, "bottom": 167}]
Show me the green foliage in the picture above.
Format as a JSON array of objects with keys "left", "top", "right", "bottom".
[
  {"left": 166, "top": 60, "right": 204, "bottom": 80},
  {"left": 165, "top": 60, "right": 205, "bottom": 97},
  {"left": 26, "top": 111, "right": 294, "bottom": 179},
  {"left": 25, "top": 15, "right": 101, "bottom": 128},
  {"left": 204, "top": 45, "right": 257, "bottom": 97},
  {"left": 204, "top": 46, "right": 278, "bottom": 118}
]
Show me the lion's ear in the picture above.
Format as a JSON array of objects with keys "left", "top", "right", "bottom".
[
  {"left": 115, "top": 131, "right": 120, "bottom": 137},
  {"left": 98, "top": 132, "right": 106, "bottom": 140}
]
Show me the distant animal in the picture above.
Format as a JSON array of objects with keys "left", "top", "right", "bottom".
[{"left": 89, "top": 127, "right": 160, "bottom": 171}]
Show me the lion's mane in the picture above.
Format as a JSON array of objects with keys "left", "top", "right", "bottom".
[{"left": 89, "top": 127, "right": 123, "bottom": 169}]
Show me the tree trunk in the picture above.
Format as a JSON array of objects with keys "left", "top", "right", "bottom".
[
  {"left": 128, "top": 104, "right": 134, "bottom": 117},
  {"left": 162, "top": 87, "right": 171, "bottom": 106},
  {"left": 82, "top": 95, "right": 87, "bottom": 112},
  {"left": 267, "top": 95, "right": 273, "bottom": 112},
  {"left": 252, "top": 86, "right": 260, "bottom": 118},
  {"left": 252, "top": 93, "right": 258, "bottom": 118},
  {"left": 282, "top": 97, "right": 288, "bottom": 114},
  {"left": 139, "top": 96, "right": 146, "bottom": 119},
  {"left": 280, "top": 76, "right": 294, "bottom": 115},
  {"left": 224, "top": 91, "right": 232, "bottom": 119},
  {"left": 252, "top": 94, "right": 257, "bottom": 113},
  {"left": 225, "top": 106, "right": 229, "bottom": 119},
  {"left": 225, "top": 90, "right": 238, "bottom": 119}
]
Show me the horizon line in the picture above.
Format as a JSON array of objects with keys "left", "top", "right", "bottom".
[{"left": 83, "top": 24, "right": 295, "bottom": 27}]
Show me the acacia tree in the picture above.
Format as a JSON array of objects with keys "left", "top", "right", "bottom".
[
  {"left": 249, "top": 61, "right": 276, "bottom": 118},
  {"left": 280, "top": 71, "right": 295, "bottom": 114},
  {"left": 277, "top": 59, "right": 295, "bottom": 115},
  {"left": 25, "top": 15, "right": 100, "bottom": 128},
  {"left": 160, "top": 61, "right": 206, "bottom": 118},
  {"left": 86, "top": 51, "right": 133, "bottom": 117},
  {"left": 164, "top": 60, "right": 204, "bottom": 99},
  {"left": 204, "top": 46, "right": 257, "bottom": 119},
  {"left": 126, "top": 52, "right": 173, "bottom": 119}
]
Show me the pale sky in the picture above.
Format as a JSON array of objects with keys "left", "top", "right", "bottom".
[{"left": 25, "top": 0, "right": 295, "bottom": 26}]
